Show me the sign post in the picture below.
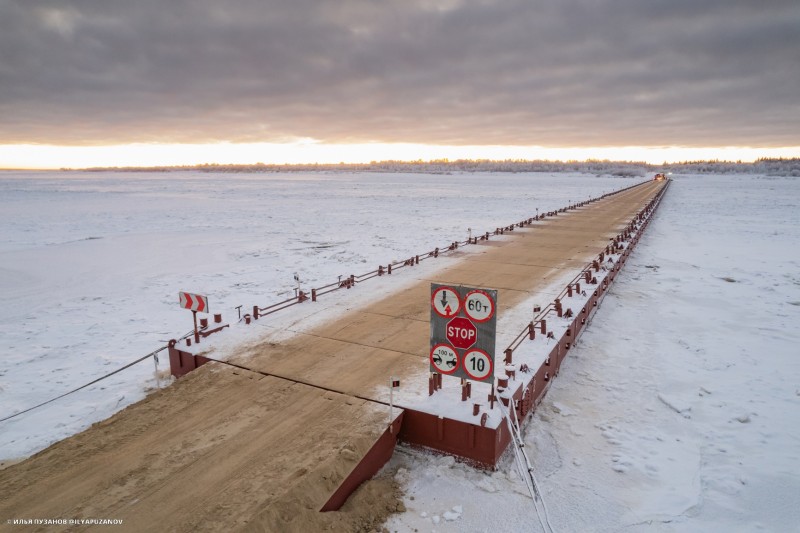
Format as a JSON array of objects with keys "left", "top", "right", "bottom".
[
  {"left": 153, "top": 352, "right": 160, "bottom": 389},
  {"left": 389, "top": 377, "right": 400, "bottom": 433},
  {"left": 429, "top": 283, "right": 497, "bottom": 385},
  {"left": 179, "top": 291, "right": 209, "bottom": 344}
]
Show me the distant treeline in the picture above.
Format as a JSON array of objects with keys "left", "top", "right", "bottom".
[{"left": 79, "top": 157, "right": 800, "bottom": 177}]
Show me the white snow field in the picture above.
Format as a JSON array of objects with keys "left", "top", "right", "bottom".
[
  {"left": 385, "top": 174, "right": 800, "bottom": 532},
  {"left": 3, "top": 171, "right": 798, "bottom": 532},
  {"left": 0, "top": 170, "right": 627, "bottom": 459}
]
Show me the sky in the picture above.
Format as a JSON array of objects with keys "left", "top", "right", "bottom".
[{"left": 1, "top": 0, "right": 799, "bottom": 168}]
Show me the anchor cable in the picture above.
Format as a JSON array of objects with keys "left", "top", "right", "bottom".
[{"left": 0, "top": 329, "right": 196, "bottom": 423}]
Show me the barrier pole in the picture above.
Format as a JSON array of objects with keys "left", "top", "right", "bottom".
[{"left": 389, "top": 378, "right": 394, "bottom": 433}]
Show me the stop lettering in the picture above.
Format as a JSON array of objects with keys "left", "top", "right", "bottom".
[{"left": 446, "top": 317, "right": 477, "bottom": 349}]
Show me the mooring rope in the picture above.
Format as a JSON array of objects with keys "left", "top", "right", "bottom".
[{"left": 0, "top": 328, "right": 196, "bottom": 423}]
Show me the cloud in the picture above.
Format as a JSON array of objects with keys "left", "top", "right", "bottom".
[{"left": 0, "top": 0, "right": 798, "bottom": 147}]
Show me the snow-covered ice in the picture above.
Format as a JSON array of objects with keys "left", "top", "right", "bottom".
[
  {"left": 0, "top": 170, "right": 628, "bottom": 459},
  {"left": 4, "top": 170, "right": 797, "bottom": 531},
  {"left": 385, "top": 174, "right": 800, "bottom": 532}
]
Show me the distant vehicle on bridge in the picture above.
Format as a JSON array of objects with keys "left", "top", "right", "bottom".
[{"left": 653, "top": 173, "right": 667, "bottom": 181}]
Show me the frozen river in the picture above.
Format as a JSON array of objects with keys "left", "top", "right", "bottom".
[
  {"left": 2, "top": 170, "right": 798, "bottom": 531},
  {"left": 0, "top": 170, "right": 629, "bottom": 458}
]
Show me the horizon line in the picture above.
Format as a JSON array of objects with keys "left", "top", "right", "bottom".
[
  {"left": 3, "top": 156, "right": 798, "bottom": 173},
  {"left": 2, "top": 142, "right": 800, "bottom": 170}
]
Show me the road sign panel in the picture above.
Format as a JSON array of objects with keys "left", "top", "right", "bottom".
[
  {"left": 446, "top": 316, "right": 477, "bottom": 350},
  {"left": 431, "top": 286, "right": 461, "bottom": 318},
  {"left": 463, "top": 349, "right": 493, "bottom": 381},
  {"left": 464, "top": 289, "right": 495, "bottom": 322},
  {"left": 179, "top": 291, "right": 208, "bottom": 313},
  {"left": 430, "top": 344, "right": 459, "bottom": 374},
  {"left": 430, "top": 283, "right": 497, "bottom": 383}
]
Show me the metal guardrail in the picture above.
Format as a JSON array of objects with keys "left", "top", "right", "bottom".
[{"left": 499, "top": 179, "right": 671, "bottom": 363}]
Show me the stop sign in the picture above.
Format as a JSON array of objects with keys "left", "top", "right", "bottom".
[{"left": 446, "top": 317, "right": 477, "bottom": 349}]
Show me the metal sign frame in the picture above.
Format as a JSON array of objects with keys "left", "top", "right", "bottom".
[{"left": 430, "top": 283, "right": 497, "bottom": 383}]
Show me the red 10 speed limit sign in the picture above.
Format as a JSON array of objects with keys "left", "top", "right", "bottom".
[{"left": 463, "top": 349, "right": 493, "bottom": 380}]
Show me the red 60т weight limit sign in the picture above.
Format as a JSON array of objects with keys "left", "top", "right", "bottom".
[{"left": 429, "top": 283, "right": 497, "bottom": 384}]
